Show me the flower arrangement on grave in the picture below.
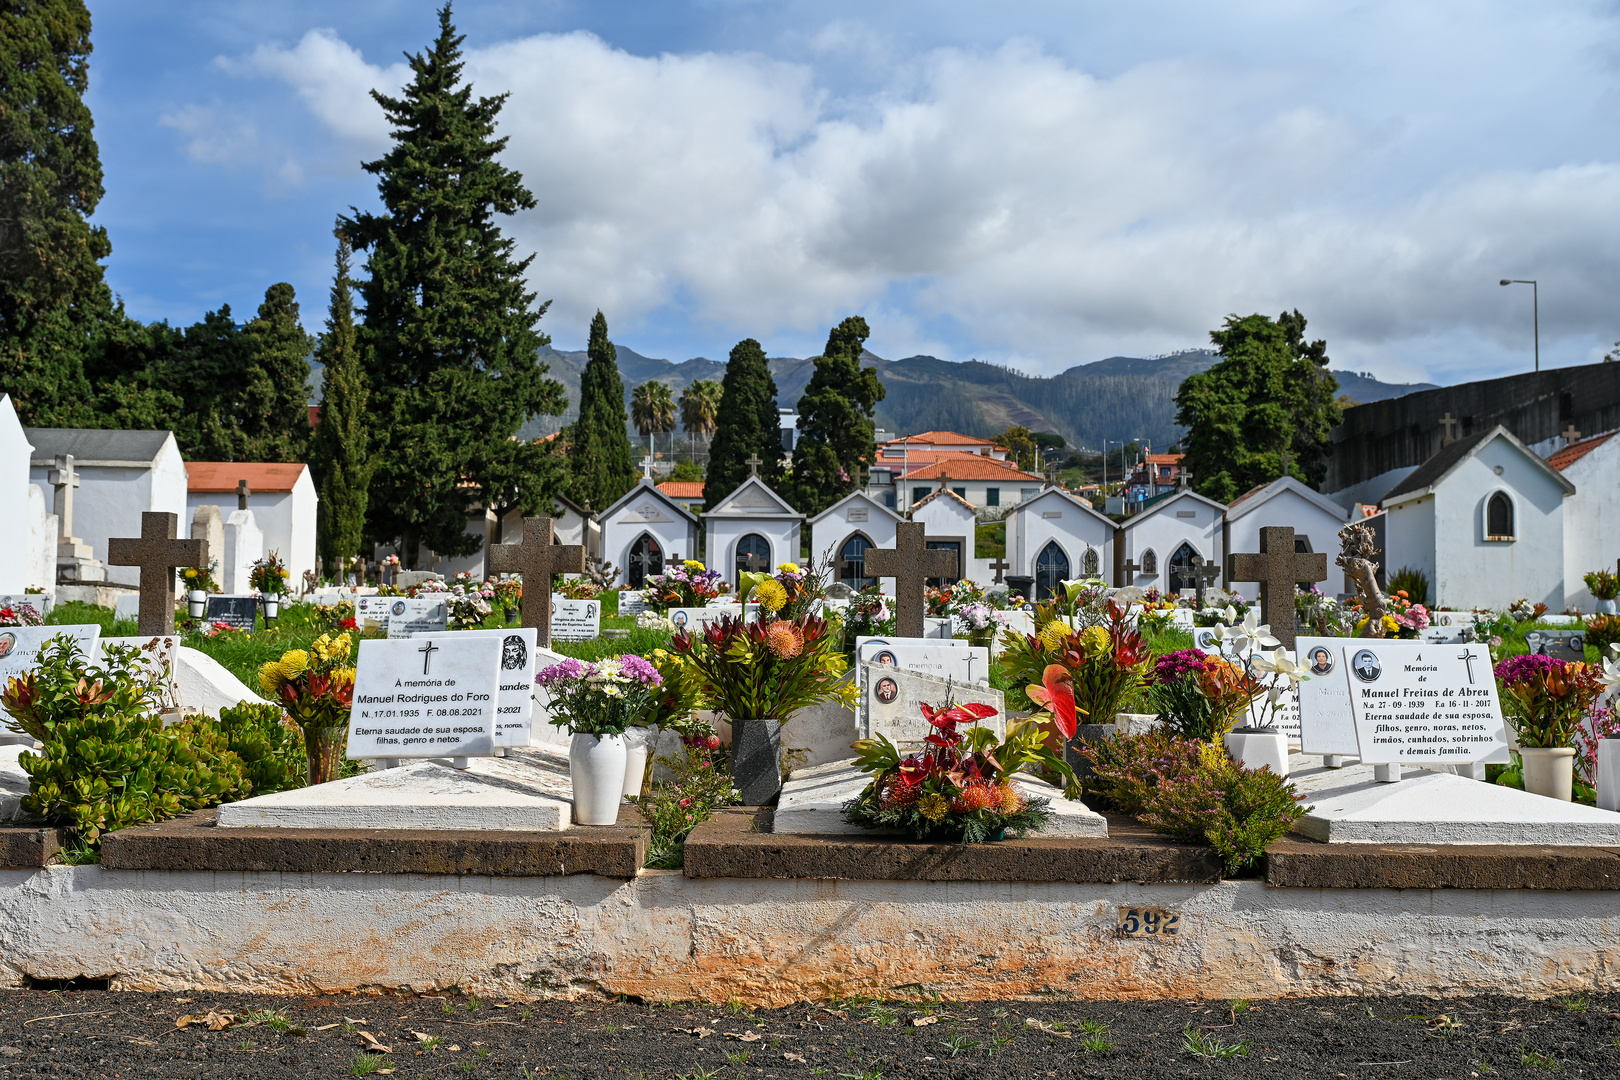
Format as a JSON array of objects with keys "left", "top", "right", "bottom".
[
  {"left": 924, "top": 580, "right": 985, "bottom": 619},
  {"left": 1509, "top": 598, "right": 1549, "bottom": 623},
  {"left": 256, "top": 632, "right": 356, "bottom": 785},
  {"left": 841, "top": 585, "right": 896, "bottom": 648},
  {"left": 1584, "top": 570, "right": 1620, "bottom": 602},
  {"left": 448, "top": 593, "right": 492, "bottom": 629},
  {"left": 0, "top": 603, "right": 44, "bottom": 628},
  {"left": 841, "top": 701, "right": 1078, "bottom": 843},
  {"left": 646, "top": 560, "right": 728, "bottom": 611},
  {"left": 182, "top": 560, "right": 220, "bottom": 594},
  {"left": 1051, "top": 578, "right": 1111, "bottom": 626},
  {"left": 1206, "top": 606, "right": 1307, "bottom": 730},
  {"left": 1001, "top": 601, "right": 1150, "bottom": 727},
  {"left": 1586, "top": 614, "right": 1620, "bottom": 656},
  {"left": 1145, "top": 650, "right": 1260, "bottom": 742},
  {"left": 536, "top": 655, "right": 664, "bottom": 736},
  {"left": 636, "top": 610, "right": 675, "bottom": 632},
  {"left": 1295, "top": 585, "right": 1351, "bottom": 637},
  {"left": 556, "top": 579, "right": 599, "bottom": 601},
  {"left": 1494, "top": 653, "right": 1605, "bottom": 749},
  {"left": 248, "top": 551, "right": 291, "bottom": 596},
  {"left": 740, "top": 561, "right": 826, "bottom": 622},
  {"left": 671, "top": 614, "right": 856, "bottom": 722}
]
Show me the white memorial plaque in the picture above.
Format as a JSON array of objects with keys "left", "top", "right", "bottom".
[
  {"left": 356, "top": 594, "right": 394, "bottom": 633},
  {"left": 1190, "top": 632, "right": 1301, "bottom": 744},
  {"left": 1345, "top": 641, "right": 1509, "bottom": 765},
  {"left": 1192, "top": 625, "right": 1222, "bottom": 654},
  {"left": 0, "top": 595, "right": 52, "bottom": 619},
  {"left": 0, "top": 625, "right": 101, "bottom": 686},
  {"left": 855, "top": 637, "right": 989, "bottom": 689},
  {"left": 667, "top": 607, "right": 738, "bottom": 633},
  {"left": 617, "top": 590, "right": 647, "bottom": 616},
  {"left": 550, "top": 598, "right": 601, "bottom": 642},
  {"left": 1296, "top": 636, "right": 1358, "bottom": 756},
  {"left": 347, "top": 635, "right": 501, "bottom": 759},
  {"left": 454, "top": 627, "right": 537, "bottom": 747},
  {"left": 861, "top": 663, "right": 1005, "bottom": 748},
  {"left": 385, "top": 597, "right": 449, "bottom": 638}
]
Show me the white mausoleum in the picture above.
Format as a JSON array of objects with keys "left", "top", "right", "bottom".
[
  {"left": 807, "top": 491, "right": 903, "bottom": 592},
  {"left": 185, "top": 462, "right": 318, "bottom": 588},
  {"left": 598, "top": 479, "right": 701, "bottom": 588},
  {"left": 1118, "top": 488, "right": 1227, "bottom": 594},
  {"left": 1003, "top": 487, "right": 1115, "bottom": 599},
  {"left": 703, "top": 477, "right": 803, "bottom": 585}
]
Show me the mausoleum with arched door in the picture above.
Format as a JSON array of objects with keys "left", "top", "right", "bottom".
[
  {"left": 808, "top": 492, "right": 902, "bottom": 592},
  {"left": 1003, "top": 487, "right": 1115, "bottom": 596},
  {"left": 703, "top": 476, "right": 804, "bottom": 586},
  {"left": 598, "top": 479, "right": 700, "bottom": 589}
]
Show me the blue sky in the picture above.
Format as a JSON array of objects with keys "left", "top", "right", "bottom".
[{"left": 87, "top": 1, "right": 1620, "bottom": 383}]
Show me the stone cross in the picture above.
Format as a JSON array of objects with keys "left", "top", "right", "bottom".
[
  {"left": 107, "top": 512, "right": 206, "bottom": 636},
  {"left": 1044, "top": 464, "right": 1060, "bottom": 488},
  {"left": 1120, "top": 558, "right": 1141, "bottom": 586},
  {"left": 47, "top": 454, "right": 79, "bottom": 543},
  {"left": 741, "top": 551, "right": 766, "bottom": 574},
  {"left": 1180, "top": 466, "right": 1191, "bottom": 489},
  {"left": 1190, "top": 554, "right": 1220, "bottom": 608},
  {"left": 639, "top": 455, "right": 654, "bottom": 479},
  {"left": 863, "top": 522, "right": 958, "bottom": 638},
  {"left": 1439, "top": 412, "right": 1460, "bottom": 445},
  {"left": 1225, "top": 525, "right": 1329, "bottom": 652},
  {"left": 486, "top": 516, "right": 585, "bottom": 647},
  {"left": 989, "top": 556, "right": 1010, "bottom": 584},
  {"left": 1563, "top": 424, "right": 1582, "bottom": 444},
  {"left": 745, "top": 453, "right": 762, "bottom": 478},
  {"left": 236, "top": 479, "right": 251, "bottom": 511}
]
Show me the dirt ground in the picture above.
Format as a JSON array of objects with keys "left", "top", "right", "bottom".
[{"left": 0, "top": 986, "right": 1613, "bottom": 1079}]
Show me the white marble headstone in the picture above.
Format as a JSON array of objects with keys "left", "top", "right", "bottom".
[
  {"left": 1344, "top": 641, "right": 1509, "bottom": 765},
  {"left": 454, "top": 627, "right": 537, "bottom": 748},
  {"left": 854, "top": 637, "right": 989, "bottom": 686},
  {"left": 385, "top": 597, "right": 449, "bottom": 638},
  {"left": 346, "top": 634, "right": 501, "bottom": 759},
  {"left": 0, "top": 624, "right": 100, "bottom": 685},
  {"left": 616, "top": 590, "right": 647, "bottom": 615},
  {"left": 1296, "top": 635, "right": 1358, "bottom": 756},
  {"left": 551, "top": 598, "right": 601, "bottom": 642},
  {"left": 859, "top": 662, "right": 1005, "bottom": 749}
]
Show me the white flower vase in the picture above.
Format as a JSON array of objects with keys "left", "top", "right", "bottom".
[
  {"left": 1224, "top": 728, "right": 1290, "bottom": 777},
  {"left": 1597, "top": 738, "right": 1620, "bottom": 812},
  {"left": 1598, "top": 598, "right": 1618, "bottom": 616},
  {"left": 262, "top": 596, "right": 281, "bottom": 621},
  {"left": 621, "top": 726, "right": 654, "bottom": 799},
  {"left": 187, "top": 590, "right": 207, "bottom": 619},
  {"left": 1519, "top": 746, "right": 1576, "bottom": 802},
  {"left": 570, "top": 733, "right": 627, "bottom": 825}
]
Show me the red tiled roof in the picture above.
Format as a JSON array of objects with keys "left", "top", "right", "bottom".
[
  {"left": 882, "top": 431, "right": 994, "bottom": 447},
  {"left": 657, "top": 481, "right": 706, "bottom": 498},
  {"left": 905, "top": 458, "right": 1043, "bottom": 482},
  {"left": 1144, "top": 453, "right": 1184, "bottom": 466},
  {"left": 1548, "top": 430, "right": 1617, "bottom": 472},
  {"left": 187, "top": 462, "right": 308, "bottom": 494},
  {"left": 874, "top": 450, "right": 1019, "bottom": 472}
]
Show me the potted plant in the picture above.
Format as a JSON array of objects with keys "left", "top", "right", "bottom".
[
  {"left": 1585, "top": 570, "right": 1620, "bottom": 615},
  {"left": 249, "top": 551, "right": 291, "bottom": 620},
  {"left": 256, "top": 632, "right": 356, "bottom": 785},
  {"left": 1145, "top": 649, "right": 1254, "bottom": 743},
  {"left": 842, "top": 701, "right": 1079, "bottom": 842},
  {"left": 536, "top": 655, "right": 664, "bottom": 825},
  {"left": 1495, "top": 652, "right": 1605, "bottom": 800},
  {"left": 1197, "top": 607, "right": 1307, "bottom": 776},
  {"left": 957, "top": 600, "right": 1004, "bottom": 650},
  {"left": 671, "top": 613, "right": 856, "bottom": 805},
  {"left": 182, "top": 561, "right": 219, "bottom": 619}
]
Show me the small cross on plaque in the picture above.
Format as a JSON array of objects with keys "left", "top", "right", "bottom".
[
  {"left": 863, "top": 522, "right": 958, "bottom": 638},
  {"left": 745, "top": 453, "right": 762, "bottom": 478},
  {"left": 1225, "top": 525, "right": 1328, "bottom": 652},
  {"left": 236, "top": 479, "right": 251, "bottom": 511},
  {"left": 989, "top": 556, "right": 1010, "bottom": 584},
  {"left": 1563, "top": 424, "right": 1582, "bottom": 444},
  {"left": 486, "top": 516, "right": 585, "bottom": 647},
  {"left": 1439, "top": 412, "right": 1460, "bottom": 445},
  {"left": 107, "top": 512, "right": 206, "bottom": 635},
  {"left": 1190, "top": 554, "right": 1220, "bottom": 608},
  {"left": 1120, "top": 558, "right": 1141, "bottom": 586},
  {"left": 418, "top": 640, "right": 439, "bottom": 675}
]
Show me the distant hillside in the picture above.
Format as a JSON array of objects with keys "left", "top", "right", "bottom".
[{"left": 509, "top": 344, "right": 1433, "bottom": 450}]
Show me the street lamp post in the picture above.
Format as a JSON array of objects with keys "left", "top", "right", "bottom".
[{"left": 1500, "top": 279, "right": 1539, "bottom": 373}]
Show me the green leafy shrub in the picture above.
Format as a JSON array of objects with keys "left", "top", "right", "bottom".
[
  {"left": 1586, "top": 615, "right": 1620, "bottom": 657},
  {"left": 174, "top": 702, "right": 306, "bottom": 798},
  {"left": 1388, "top": 566, "right": 1430, "bottom": 606},
  {"left": 630, "top": 741, "right": 738, "bottom": 869}
]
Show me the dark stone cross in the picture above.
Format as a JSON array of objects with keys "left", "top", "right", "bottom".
[
  {"left": 236, "top": 479, "right": 251, "bottom": 511},
  {"left": 486, "top": 516, "right": 585, "bottom": 647},
  {"left": 1225, "top": 525, "right": 1329, "bottom": 652},
  {"left": 1563, "top": 424, "right": 1582, "bottom": 444},
  {"left": 989, "top": 556, "right": 1010, "bottom": 584},
  {"left": 745, "top": 454, "right": 762, "bottom": 478},
  {"left": 863, "top": 522, "right": 958, "bottom": 638},
  {"left": 1120, "top": 558, "right": 1141, "bottom": 586},
  {"left": 1190, "top": 554, "right": 1220, "bottom": 608},
  {"left": 1439, "top": 412, "right": 1460, "bottom": 445},
  {"left": 107, "top": 512, "right": 206, "bottom": 636}
]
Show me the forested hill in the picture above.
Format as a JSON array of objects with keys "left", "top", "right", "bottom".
[{"left": 521, "top": 346, "right": 1435, "bottom": 450}]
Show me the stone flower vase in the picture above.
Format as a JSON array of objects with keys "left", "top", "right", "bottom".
[
  {"left": 621, "top": 726, "right": 655, "bottom": 799},
  {"left": 1224, "top": 727, "right": 1290, "bottom": 777},
  {"left": 570, "top": 732, "right": 627, "bottom": 825},
  {"left": 731, "top": 718, "right": 785, "bottom": 806},
  {"left": 1519, "top": 746, "right": 1576, "bottom": 802},
  {"left": 187, "top": 590, "right": 207, "bottom": 619},
  {"left": 304, "top": 724, "right": 348, "bottom": 786},
  {"left": 1598, "top": 598, "right": 1619, "bottom": 616}
]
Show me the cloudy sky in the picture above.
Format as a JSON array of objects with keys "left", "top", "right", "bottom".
[{"left": 89, "top": 1, "right": 1620, "bottom": 383}]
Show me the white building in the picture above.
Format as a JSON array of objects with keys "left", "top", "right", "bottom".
[
  {"left": 0, "top": 397, "right": 38, "bottom": 594},
  {"left": 1003, "top": 487, "right": 1116, "bottom": 599},
  {"left": 185, "top": 462, "right": 318, "bottom": 588},
  {"left": 909, "top": 488, "right": 978, "bottom": 585},
  {"left": 1118, "top": 488, "right": 1228, "bottom": 594},
  {"left": 1552, "top": 430, "right": 1620, "bottom": 611},
  {"left": 1223, "top": 476, "right": 1349, "bottom": 569},
  {"left": 703, "top": 477, "right": 804, "bottom": 585},
  {"left": 25, "top": 429, "right": 187, "bottom": 589},
  {"left": 1381, "top": 425, "right": 1573, "bottom": 611},
  {"left": 598, "top": 479, "right": 701, "bottom": 588},
  {"left": 807, "top": 491, "right": 903, "bottom": 591}
]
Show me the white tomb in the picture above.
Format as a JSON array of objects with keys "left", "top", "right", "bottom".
[
  {"left": 0, "top": 397, "right": 34, "bottom": 595},
  {"left": 807, "top": 491, "right": 903, "bottom": 593},
  {"left": 185, "top": 463, "right": 318, "bottom": 590},
  {"left": 597, "top": 479, "right": 700, "bottom": 589},
  {"left": 1118, "top": 487, "right": 1227, "bottom": 593},
  {"left": 1003, "top": 487, "right": 1114, "bottom": 600},
  {"left": 703, "top": 476, "right": 803, "bottom": 586},
  {"left": 1550, "top": 429, "right": 1620, "bottom": 611}
]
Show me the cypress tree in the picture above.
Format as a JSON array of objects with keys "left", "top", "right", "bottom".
[
  {"left": 705, "top": 338, "right": 782, "bottom": 511},
  {"left": 310, "top": 233, "right": 372, "bottom": 566},
  {"left": 341, "top": 4, "right": 564, "bottom": 565},
  {"left": 0, "top": 0, "right": 108, "bottom": 425},
  {"left": 236, "top": 282, "right": 314, "bottom": 461},
  {"left": 788, "top": 317, "right": 884, "bottom": 517},
  {"left": 567, "top": 311, "right": 636, "bottom": 511}
]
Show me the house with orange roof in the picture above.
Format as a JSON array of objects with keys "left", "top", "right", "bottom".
[
  {"left": 186, "top": 462, "right": 318, "bottom": 587},
  {"left": 866, "top": 432, "right": 1045, "bottom": 512},
  {"left": 1549, "top": 428, "right": 1620, "bottom": 610}
]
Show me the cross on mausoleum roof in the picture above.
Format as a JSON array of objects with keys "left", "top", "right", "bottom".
[
  {"left": 745, "top": 454, "right": 762, "bottom": 477},
  {"left": 1225, "top": 525, "right": 1328, "bottom": 652},
  {"left": 1440, "top": 412, "right": 1460, "bottom": 445},
  {"left": 486, "top": 516, "right": 585, "bottom": 647},
  {"left": 236, "top": 479, "right": 251, "bottom": 511},
  {"left": 1563, "top": 424, "right": 1582, "bottom": 444},
  {"left": 863, "top": 522, "right": 957, "bottom": 638},
  {"left": 107, "top": 512, "right": 206, "bottom": 636}
]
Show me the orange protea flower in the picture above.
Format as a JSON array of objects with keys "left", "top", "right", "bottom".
[
  {"left": 958, "top": 784, "right": 999, "bottom": 812},
  {"left": 764, "top": 620, "right": 804, "bottom": 659},
  {"left": 996, "top": 783, "right": 1025, "bottom": 814}
]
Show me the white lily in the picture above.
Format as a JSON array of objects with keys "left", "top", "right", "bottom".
[
  {"left": 1250, "top": 647, "right": 1307, "bottom": 688},
  {"left": 1225, "top": 610, "right": 1280, "bottom": 654},
  {"left": 1601, "top": 652, "right": 1620, "bottom": 702}
]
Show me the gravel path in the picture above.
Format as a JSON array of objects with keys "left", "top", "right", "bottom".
[{"left": 0, "top": 987, "right": 1613, "bottom": 1078}]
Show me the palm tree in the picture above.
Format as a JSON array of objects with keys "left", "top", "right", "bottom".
[
  {"left": 630, "top": 381, "right": 677, "bottom": 470},
  {"left": 679, "top": 379, "right": 723, "bottom": 463}
]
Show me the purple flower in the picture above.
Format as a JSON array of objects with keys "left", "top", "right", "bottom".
[
  {"left": 1494, "top": 652, "right": 1568, "bottom": 686},
  {"left": 1152, "top": 649, "right": 1210, "bottom": 685},
  {"left": 618, "top": 653, "right": 663, "bottom": 687},
  {"left": 536, "top": 658, "right": 591, "bottom": 686}
]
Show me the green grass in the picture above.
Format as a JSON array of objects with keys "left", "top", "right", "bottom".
[{"left": 1182, "top": 1025, "right": 1250, "bottom": 1059}]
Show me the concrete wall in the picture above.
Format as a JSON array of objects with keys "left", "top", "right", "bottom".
[
  {"left": 25, "top": 485, "right": 55, "bottom": 593},
  {"left": 1005, "top": 490, "right": 1113, "bottom": 583},
  {"left": 1383, "top": 495, "right": 1437, "bottom": 603},
  {"left": 1562, "top": 437, "right": 1620, "bottom": 611},
  {"left": 8, "top": 867, "right": 1620, "bottom": 1005}
]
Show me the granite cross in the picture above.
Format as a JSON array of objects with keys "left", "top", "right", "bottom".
[
  {"left": 1044, "top": 464, "right": 1061, "bottom": 488},
  {"left": 1190, "top": 554, "right": 1220, "bottom": 608},
  {"left": 745, "top": 453, "right": 762, "bottom": 478},
  {"left": 1180, "top": 466, "right": 1191, "bottom": 489},
  {"left": 47, "top": 454, "right": 79, "bottom": 543},
  {"left": 1439, "top": 412, "right": 1460, "bottom": 445},
  {"left": 486, "top": 516, "right": 585, "bottom": 647},
  {"left": 1224, "top": 525, "right": 1329, "bottom": 652},
  {"left": 107, "top": 512, "right": 206, "bottom": 636},
  {"left": 1121, "top": 558, "right": 1141, "bottom": 586},
  {"left": 989, "top": 555, "right": 1010, "bottom": 584},
  {"left": 236, "top": 479, "right": 251, "bottom": 511},
  {"left": 863, "top": 521, "right": 958, "bottom": 638},
  {"left": 1563, "top": 424, "right": 1582, "bottom": 444},
  {"left": 639, "top": 455, "right": 654, "bottom": 479}
]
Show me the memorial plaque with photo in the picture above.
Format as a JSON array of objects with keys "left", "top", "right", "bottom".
[
  {"left": 667, "top": 607, "right": 734, "bottom": 633},
  {"left": 0, "top": 596, "right": 51, "bottom": 620},
  {"left": 0, "top": 625, "right": 101, "bottom": 686},
  {"left": 385, "top": 598, "right": 449, "bottom": 638},
  {"left": 356, "top": 594, "right": 394, "bottom": 633},
  {"left": 1524, "top": 629, "right": 1587, "bottom": 663},
  {"left": 617, "top": 590, "right": 647, "bottom": 616},
  {"left": 859, "top": 662, "right": 1005, "bottom": 749},
  {"left": 439, "top": 627, "right": 536, "bottom": 747},
  {"left": 346, "top": 635, "right": 501, "bottom": 759},
  {"left": 1295, "top": 635, "right": 1358, "bottom": 756},
  {"left": 550, "top": 598, "right": 601, "bottom": 642},
  {"left": 1191, "top": 632, "right": 1301, "bottom": 743},
  {"left": 204, "top": 595, "right": 258, "bottom": 631},
  {"left": 854, "top": 637, "right": 989, "bottom": 688},
  {"left": 1345, "top": 641, "right": 1509, "bottom": 765}
]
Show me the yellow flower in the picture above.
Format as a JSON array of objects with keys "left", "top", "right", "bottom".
[
  {"left": 279, "top": 650, "right": 310, "bottom": 678},
  {"left": 1381, "top": 614, "right": 1400, "bottom": 633},
  {"left": 777, "top": 562, "right": 800, "bottom": 574},
  {"left": 683, "top": 560, "right": 705, "bottom": 571},
  {"left": 1080, "top": 625, "right": 1110, "bottom": 656},
  {"left": 257, "top": 661, "right": 286, "bottom": 697},
  {"left": 754, "top": 580, "right": 789, "bottom": 612},
  {"left": 1036, "top": 620, "right": 1069, "bottom": 650},
  {"left": 330, "top": 666, "right": 356, "bottom": 688},
  {"left": 184, "top": 568, "right": 197, "bottom": 579},
  {"left": 917, "top": 793, "right": 949, "bottom": 822}
]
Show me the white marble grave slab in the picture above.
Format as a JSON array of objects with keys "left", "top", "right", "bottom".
[
  {"left": 616, "top": 590, "right": 646, "bottom": 615},
  {"left": 174, "top": 646, "right": 270, "bottom": 718},
  {"left": 0, "top": 744, "right": 32, "bottom": 822},
  {"left": 347, "top": 634, "right": 500, "bottom": 759},
  {"left": 551, "top": 598, "right": 601, "bottom": 642},
  {"left": 667, "top": 607, "right": 731, "bottom": 633},
  {"left": 774, "top": 759, "right": 1107, "bottom": 838},
  {"left": 1297, "top": 635, "right": 1358, "bottom": 756},
  {"left": 217, "top": 745, "right": 574, "bottom": 830},
  {"left": 1290, "top": 755, "right": 1620, "bottom": 844}
]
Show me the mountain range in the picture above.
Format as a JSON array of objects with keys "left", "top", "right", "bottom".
[{"left": 519, "top": 346, "right": 1436, "bottom": 451}]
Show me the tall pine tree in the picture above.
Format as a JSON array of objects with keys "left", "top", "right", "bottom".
[
  {"left": 310, "top": 233, "right": 372, "bottom": 567},
  {"left": 567, "top": 311, "right": 636, "bottom": 511},
  {"left": 236, "top": 283, "right": 313, "bottom": 461},
  {"left": 0, "top": 0, "right": 108, "bottom": 425},
  {"left": 705, "top": 338, "right": 781, "bottom": 510},
  {"left": 789, "top": 317, "right": 884, "bottom": 516},
  {"left": 342, "top": 4, "right": 564, "bottom": 565}
]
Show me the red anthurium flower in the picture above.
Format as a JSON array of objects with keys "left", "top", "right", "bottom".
[{"left": 1026, "top": 663, "right": 1079, "bottom": 738}]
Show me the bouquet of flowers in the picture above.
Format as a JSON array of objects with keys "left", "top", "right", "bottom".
[
  {"left": 1584, "top": 569, "right": 1620, "bottom": 602},
  {"left": 646, "top": 560, "right": 728, "bottom": 610},
  {"left": 1001, "top": 601, "right": 1150, "bottom": 727},
  {"left": 256, "top": 632, "right": 356, "bottom": 784},
  {"left": 1494, "top": 653, "right": 1605, "bottom": 749},
  {"left": 840, "top": 585, "right": 895, "bottom": 651},
  {"left": 841, "top": 701, "right": 1078, "bottom": 843},
  {"left": 1146, "top": 649, "right": 1260, "bottom": 742},
  {"left": 671, "top": 614, "right": 856, "bottom": 722},
  {"left": 1509, "top": 598, "right": 1549, "bottom": 623},
  {"left": 248, "top": 551, "right": 291, "bottom": 596},
  {"left": 644, "top": 647, "right": 708, "bottom": 738},
  {"left": 448, "top": 593, "right": 492, "bottom": 629},
  {"left": 956, "top": 601, "right": 1004, "bottom": 632},
  {"left": 181, "top": 560, "right": 220, "bottom": 594},
  {"left": 0, "top": 603, "right": 44, "bottom": 628},
  {"left": 1205, "top": 606, "right": 1307, "bottom": 730},
  {"left": 741, "top": 561, "right": 827, "bottom": 622},
  {"left": 556, "top": 579, "right": 599, "bottom": 601},
  {"left": 536, "top": 655, "right": 663, "bottom": 736}
]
